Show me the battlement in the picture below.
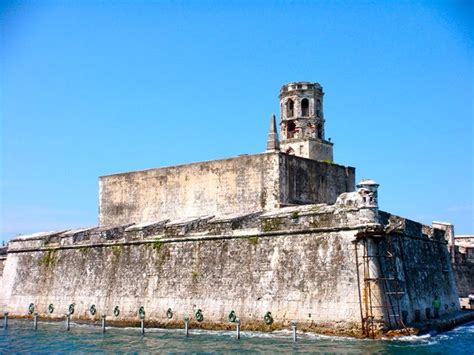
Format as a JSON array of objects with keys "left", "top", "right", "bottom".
[{"left": 279, "top": 82, "right": 323, "bottom": 96}]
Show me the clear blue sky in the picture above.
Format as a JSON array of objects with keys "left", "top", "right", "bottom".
[{"left": 1, "top": 0, "right": 472, "bottom": 243}]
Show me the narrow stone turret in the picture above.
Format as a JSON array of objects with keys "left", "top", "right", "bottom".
[
  {"left": 266, "top": 114, "right": 280, "bottom": 152},
  {"left": 279, "top": 82, "right": 333, "bottom": 161},
  {"left": 356, "top": 179, "right": 379, "bottom": 208}
]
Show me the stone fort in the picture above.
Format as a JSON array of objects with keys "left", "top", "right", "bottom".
[{"left": 0, "top": 82, "right": 466, "bottom": 337}]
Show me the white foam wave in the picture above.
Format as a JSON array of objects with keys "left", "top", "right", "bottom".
[{"left": 390, "top": 333, "right": 433, "bottom": 342}]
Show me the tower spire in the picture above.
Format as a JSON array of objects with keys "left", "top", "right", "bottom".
[{"left": 266, "top": 113, "right": 280, "bottom": 152}]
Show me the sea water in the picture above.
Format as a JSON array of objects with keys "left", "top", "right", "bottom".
[{"left": 1, "top": 319, "right": 473, "bottom": 354}]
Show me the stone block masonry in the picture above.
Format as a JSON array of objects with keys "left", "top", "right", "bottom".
[{"left": 0, "top": 200, "right": 459, "bottom": 335}]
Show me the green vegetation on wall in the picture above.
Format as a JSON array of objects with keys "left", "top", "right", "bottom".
[
  {"left": 152, "top": 238, "right": 162, "bottom": 251},
  {"left": 246, "top": 236, "right": 259, "bottom": 245},
  {"left": 262, "top": 218, "right": 283, "bottom": 232},
  {"left": 191, "top": 270, "right": 200, "bottom": 282},
  {"left": 38, "top": 249, "right": 58, "bottom": 268},
  {"left": 112, "top": 245, "right": 122, "bottom": 257}
]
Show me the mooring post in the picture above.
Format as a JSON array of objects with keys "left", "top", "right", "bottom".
[
  {"left": 140, "top": 318, "right": 145, "bottom": 335},
  {"left": 235, "top": 318, "right": 241, "bottom": 340},
  {"left": 101, "top": 314, "right": 106, "bottom": 333},
  {"left": 66, "top": 313, "right": 70, "bottom": 331},
  {"left": 184, "top": 316, "right": 189, "bottom": 337},
  {"left": 33, "top": 312, "right": 38, "bottom": 330},
  {"left": 291, "top": 321, "right": 297, "bottom": 343},
  {"left": 3, "top": 312, "right": 8, "bottom": 329}
]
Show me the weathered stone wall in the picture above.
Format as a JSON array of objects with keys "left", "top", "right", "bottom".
[
  {"left": 280, "top": 138, "right": 334, "bottom": 163},
  {"left": 99, "top": 152, "right": 355, "bottom": 227},
  {"left": 452, "top": 251, "right": 474, "bottom": 297},
  {"left": 372, "top": 212, "right": 460, "bottom": 323},
  {"left": 1, "top": 206, "right": 365, "bottom": 330},
  {"left": 0, "top": 205, "right": 459, "bottom": 333},
  {"left": 1, "top": 232, "right": 361, "bottom": 328},
  {"left": 451, "top": 236, "right": 474, "bottom": 297},
  {"left": 99, "top": 153, "right": 281, "bottom": 227},
  {"left": 0, "top": 247, "right": 6, "bottom": 302},
  {"left": 280, "top": 154, "right": 355, "bottom": 206}
]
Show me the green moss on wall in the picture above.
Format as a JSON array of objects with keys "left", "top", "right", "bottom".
[
  {"left": 112, "top": 245, "right": 122, "bottom": 257},
  {"left": 152, "top": 238, "right": 162, "bottom": 251},
  {"left": 262, "top": 218, "right": 283, "bottom": 232},
  {"left": 191, "top": 270, "right": 200, "bottom": 282},
  {"left": 38, "top": 249, "right": 58, "bottom": 268},
  {"left": 246, "top": 236, "right": 259, "bottom": 245}
]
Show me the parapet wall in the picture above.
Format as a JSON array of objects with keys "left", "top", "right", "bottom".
[{"left": 0, "top": 204, "right": 459, "bottom": 334}]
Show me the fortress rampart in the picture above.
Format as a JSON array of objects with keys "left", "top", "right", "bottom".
[{"left": 0, "top": 196, "right": 459, "bottom": 335}]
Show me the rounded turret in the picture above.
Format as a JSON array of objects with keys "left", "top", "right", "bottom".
[{"left": 356, "top": 179, "right": 379, "bottom": 208}]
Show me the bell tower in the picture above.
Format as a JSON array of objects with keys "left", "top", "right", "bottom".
[{"left": 279, "top": 82, "right": 333, "bottom": 161}]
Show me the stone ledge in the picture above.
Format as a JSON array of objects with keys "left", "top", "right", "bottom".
[
  {"left": 5, "top": 225, "right": 362, "bottom": 253},
  {"left": 5, "top": 206, "right": 447, "bottom": 252}
]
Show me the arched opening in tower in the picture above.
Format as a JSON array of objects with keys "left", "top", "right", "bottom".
[
  {"left": 287, "top": 99, "right": 294, "bottom": 118},
  {"left": 301, "top": 98, "right": 309, "bottom": 116},
  {"left": 287, "top": 120, "right": 296, "bottom": 138},
  {"left": 286, "top": 147, "right": 295, "bottom": 155}
]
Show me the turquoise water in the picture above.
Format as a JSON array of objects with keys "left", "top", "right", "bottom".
[{"left": 1, "top": 319, "right": 473, "bottom": 354}]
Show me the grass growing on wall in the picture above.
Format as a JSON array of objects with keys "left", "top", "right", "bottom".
[
  {"left": 112, "top": 245, "right": 122, "bottom": 257},
  {"left": 291, "top": 211, "right": 299, "bottom": 219},
  {"left": 246, "top": 236, "right": 259, "bottom": 245},
  {"left": 152, "top": 238, "right": 162, "bottom": 251},
  {"left": 38, "top": 249, "right": 58, "bottom": 268}
]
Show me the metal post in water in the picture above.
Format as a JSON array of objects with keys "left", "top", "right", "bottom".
[
  {"left": 66, "top": 313, "right": 70, "bottom": 331},
  {"left": 101, "top": 314, "right": 106, "bottom": 333},
  {"left": 33, "top": 313, "right": 38, "bottom": 330},
  {"left": 291, "top": 321, "right": 297, "bottom": 343},
  {"left": 3, "top": 313, "right": 8, "bottom": 329},
  {"left": 140, "top": 319, "right": 145, "bottom": 335},
  {"left": 235, "top": 318, "right": 241, "bottom": 340},
  {"left": 184, "top": 316, "right": 189, "bottom": 337}
]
